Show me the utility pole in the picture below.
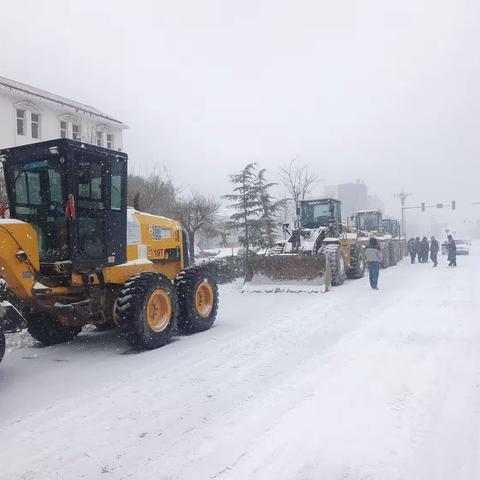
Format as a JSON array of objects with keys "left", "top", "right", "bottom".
[{"left": 394, "top": 189, "right": 411, "bottom": 238}]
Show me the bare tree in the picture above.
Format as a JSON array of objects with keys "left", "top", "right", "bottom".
[
  {"left": 172, "top": 193, "right": 220, "bottom": 263},
  {"left": 0, "top": 167, "right": 8, "bottom": 218},
  {"left": 279, "top": 159, "right": 319, "bottom": 219},
  {"left": 127, "top": 170, "right": 179, "bottom": 217}
]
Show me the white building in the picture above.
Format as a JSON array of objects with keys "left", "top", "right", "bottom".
[{"left": 0, "top": 75, "right": 127, "bottom": 151}]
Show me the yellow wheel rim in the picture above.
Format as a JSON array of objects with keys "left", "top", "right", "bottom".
[
  {"left": 195, "top": 281, "right": 214, "bottom": 318},
  {"left": 146, "top": 289, "right": 172, "bottom": 332}
]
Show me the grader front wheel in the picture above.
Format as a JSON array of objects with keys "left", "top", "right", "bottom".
[
  {"left": 175, "top": 267, "right": 219, "bottom": 333},
  {"left": 26, "top": 312, "right": 81, "bottom": 346},
  {"left": 115, "top": 272, "right": 177, "bottom": 349}
]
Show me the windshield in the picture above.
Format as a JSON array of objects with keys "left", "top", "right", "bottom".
[
  {"left": 300, "top": 200, "right": 337, "bottom": 229},
  {"left": 8, "top": 158, "right": 69, "bottom": 262},
  {"left": 357, "top": 212, "right": 380, "bottom": 231}
]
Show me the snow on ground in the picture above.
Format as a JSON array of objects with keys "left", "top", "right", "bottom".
[{"left": 1, "top": 248, "right": 480, "bottom": 480}]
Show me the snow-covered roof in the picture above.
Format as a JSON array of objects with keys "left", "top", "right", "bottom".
[
  {"left": 0, "top": 75, "right": 127, "bottom": 127},
  {"left": 355, "top": 209, "right": 382, "bottom": 214}
]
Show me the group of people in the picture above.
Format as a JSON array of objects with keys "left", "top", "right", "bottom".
[
  {"left": 407, "top": 235, "right": 457, "bottom": 267},
  {"left": 364, "top": 234, "right": 458, "bottom": 291},
  {"left": 407, "top": 236, "right": 440, "bottom": 266}
]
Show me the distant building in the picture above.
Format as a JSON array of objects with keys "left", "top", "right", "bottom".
[
  {"left": 0, "top": 75, "right": 127, "bottom": 150},
  {"left": 323, "top": 185, "right": 339, "bottom": 200},
  {"left": 367, "top": 193, "right": 385, "bottom": 213},
  {"left": 337, "top": 180, "right": 368, "bottom": 217}
]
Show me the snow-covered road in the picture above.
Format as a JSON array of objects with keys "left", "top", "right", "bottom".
[{"left": 1, "top": 250, "right": 480, "bottom": 480}]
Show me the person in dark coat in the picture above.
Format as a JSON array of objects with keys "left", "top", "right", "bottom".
[
  {"left": 430, "top": 236, "right": 440, "bottom": 267},
  {"left": 430, "top": 236, "right": 439, "bottom": 267},
  {"left": 407, "top": 237, "right": 417, "bottom": 263},
  {"left": 447, "top": 234, "right": 457, "bottom": 266},
  {"left": 420, "top": 237, "right": 429, "bottom": 263},
  {"left": 415, "top": 237, "right": 421, "bottom": 263}
]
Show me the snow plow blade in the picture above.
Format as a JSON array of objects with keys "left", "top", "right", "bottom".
[{"left": 242, "top": 255, "right": 331, "bottom": 293}]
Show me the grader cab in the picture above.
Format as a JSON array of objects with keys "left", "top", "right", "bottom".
[{"left": 0, "top": 139, "right": 219, "bottom": 363}]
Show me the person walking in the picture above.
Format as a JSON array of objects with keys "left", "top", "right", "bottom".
[
  {"left": 415, "top": 237, "right": 421, "bottom": 263},
  {"left": 447, "top": 234, "right": 457, "bottom": 266},
  {"left": 407, "top": 237, "right": 417, "bottom": 264},
  {"left": 420, "top": 236, "right": 430, "bottom": 263},
  {"left": 430, "top": 236, "right": 439, "bottom": 267},
  {"left": 365, "top": 237, "right": 383, "bottom": 290}
]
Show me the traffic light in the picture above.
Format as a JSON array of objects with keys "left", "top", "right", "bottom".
[
  {"left": 452, "top": 200, "right": 456, "bottom": 210},
  {"left": 421, "top": 202, "right": 425, "bottom": 212}
]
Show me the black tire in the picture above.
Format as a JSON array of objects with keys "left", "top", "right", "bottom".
[
  {"left": 0, "top": 329, "right": 5, "bottom": 363},
  {"left": 388, "top": 243, "right": 397, "bottom": 266},
  {"left": 346, "top": 244, "right": 365, "bottom": 279},
  {"left": 319, "top": 244, "right": 346, "bottom": 286},
  {"left": 175, "top": 266, "right": 219, "bottom": 333},
  {"left": 26, "top": 311, "right": 81, "bottom": 346},
  {"left": 381, "top": 245, "right": 390, "bottom": 269},
  {"left": 115, "top": 272, "right": 177, "bottom": 349}
]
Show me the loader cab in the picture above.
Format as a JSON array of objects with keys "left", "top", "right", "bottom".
[
  {"left": 1, "top": 139, "right": 128, "bottom": 272},
  {"left": 356, "top": 210, "right": 382, "bottom": 233},
  {"left": 382, "top": 218, "right": 400, "bottom": 237},
  {"left": 300, "top": 198, "right": 342, "bottom": 236}
]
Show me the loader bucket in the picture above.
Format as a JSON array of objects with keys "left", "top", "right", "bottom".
[{"left": 242, "top": 254, "right": 331, "bottom": 293}]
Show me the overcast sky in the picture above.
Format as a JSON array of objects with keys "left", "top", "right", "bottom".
[{"left": 2, "top": 0, "right": 479, "bottom": 234}]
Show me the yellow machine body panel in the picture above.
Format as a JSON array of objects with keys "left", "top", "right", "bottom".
[
  {"left": 102, "top": 208, "right": 185, "bottom": 285},
  {"left": 0, "top": 220, "right": 39, "bottom": 300}
]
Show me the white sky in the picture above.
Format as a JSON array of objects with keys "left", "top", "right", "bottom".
[{"left": 2, "top": 0, "right": 479, "bottom": 233}]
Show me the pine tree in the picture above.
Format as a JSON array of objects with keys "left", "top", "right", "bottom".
[
  {"left": 255, "top": 168, "right": 283, "bottom": 249},
  {"left": 223, "top": 163, "right": 262, "bottom": 259}
]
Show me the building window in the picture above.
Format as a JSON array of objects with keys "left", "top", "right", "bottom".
[
  {"left": 16, "top": 109, "right": 25, "bottom": 136},
  {"left": 72, "top": 124, "right": 80, "bottom": 141},
  {"left": 60, "top": 121, "right": 68, "bottom": 138},
  {"left": 96, "top": 131, "right": 103, "bottom": 147},
  {"left": 106, "top": 133, "right": 113, "bottom": 149},
  {"left": 31, "top": 112, "right": 40, "bottom": 139}
]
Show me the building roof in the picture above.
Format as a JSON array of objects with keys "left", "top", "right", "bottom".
[{"left": 0, "top": 75, "right": 127, "bottom": 127}]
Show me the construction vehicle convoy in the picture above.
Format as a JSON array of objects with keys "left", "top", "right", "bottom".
[
  {"left": 0, "top": 139, "right": 219, "bottom": 364},
  {"left": 244, "top": 198, "right": 365, "bottom": 291}
]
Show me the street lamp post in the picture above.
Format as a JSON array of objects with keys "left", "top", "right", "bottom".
[{"left": 394, "top": 189, "right": 411, "bottom": 238}]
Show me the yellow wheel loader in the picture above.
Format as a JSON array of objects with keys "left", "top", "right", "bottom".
[
  {"left": 355, "top": 210, "right": 397, "bottom": 269},
  {"left": 381, "top": 218, "right": 405, "bottom": 264},
  {"left": 243, "top": 198, "right": 365, "bottom": 292},
  {"left": 0, "top": 139, "right": 219, "bottom": 361}
]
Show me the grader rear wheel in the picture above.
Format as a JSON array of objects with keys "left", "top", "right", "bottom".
[{"left": 175, "top": 267, "right": 219, "bottom": 333}]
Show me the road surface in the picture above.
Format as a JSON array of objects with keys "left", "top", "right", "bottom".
[{"left": 1, "top": 249, "right": 479, "bottom": 480}]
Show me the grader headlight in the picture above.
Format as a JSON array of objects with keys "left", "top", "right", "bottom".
[{"left": 16, "top": 250, "right": 27, "bottom": 263}]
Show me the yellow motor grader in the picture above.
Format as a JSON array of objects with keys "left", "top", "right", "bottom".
[{"left": 0, "top": 139, "right": 219, "bottom": 363}]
